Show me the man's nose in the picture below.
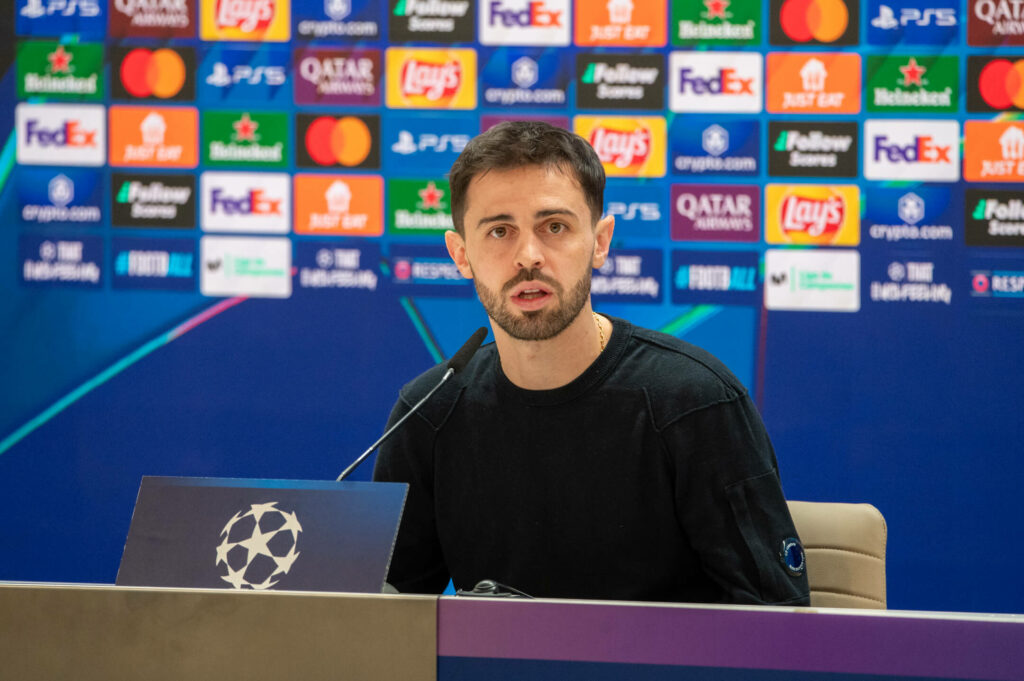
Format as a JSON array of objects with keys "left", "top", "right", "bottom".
[{"left": 513, "top": 230, "right": 544, "bottom": 270}]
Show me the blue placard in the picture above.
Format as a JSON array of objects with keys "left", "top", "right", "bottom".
[
  {"left": 670, "top": 250, "right": 760, "bottom": 306},
  {"left": 479, "top": 47, "right": 572, "bottom": 109},
  {"left": 866, "top": 0, "right": 959, "bottom": 45},
  {"left": 604, "top": 181, "right": 666, "bottom": 240},
  {"left": 592, "top": 248, "right": 663, "bottom": 304},
  {"left": 111, "top": 237, "right": 197, "bottom": 292},
  {"left": 292, "top": 0, "right": 384, "bottom": 39},
  {"left": 198, "top": 47, "right": 292, "bottom": 106},
  {"left": 388, "top": 244, "right": 473, "bottom": 298},
  {"left": 861, "top": 185, "right": 959, "bottom": 251},
  {"left": 19, "top": 233, "right": 103, "bottom": 289},
  {"left": 16, "top": 0, "right": 106, "bottom": 38},
  {"left": 17, "top": 168, "right": 103, "bottom": 226},
  {"left": 383, "top": 113, "right": 479, "bottom": 173},
  {"left": 670, "top": 117, "right": 760, "bottom": 177},
  {"left": 294, "top": 240, "right": 382, "bottom": 294}
]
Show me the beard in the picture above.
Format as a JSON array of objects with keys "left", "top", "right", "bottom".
[{"left": 474, "top": 267, "right": 592, "bottom": 342}]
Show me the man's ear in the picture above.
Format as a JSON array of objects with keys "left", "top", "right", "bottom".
[
  {"left": 445, "top": 229, "right": 474, "bottom": 279},
  {"left": 592, "top": 214, "right": 615, "bottom": 269}
]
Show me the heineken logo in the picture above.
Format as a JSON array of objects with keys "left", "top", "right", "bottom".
[
  {"left": 867, "top": 55, "right": 957, "bottom": 112},
  {"left": 674, "top": 0, "right": 760, "bottom": 44},
  {"left": 203, "top": 111, "right": 287, "bottom": 167},
  {"left": 17, "top": 41, "right": 103, "bottom": 99},
  {"left": 388, "top": 178, "right": 454, "bottom": 234}
]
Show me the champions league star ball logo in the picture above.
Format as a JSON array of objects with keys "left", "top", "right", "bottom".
[{"left": 215, "top": 502, "right": 302, "bottom": 590}]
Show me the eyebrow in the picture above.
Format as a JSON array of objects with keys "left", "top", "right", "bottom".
[{"left": 475, "top": 208, "right": 580, "bottom": 230}]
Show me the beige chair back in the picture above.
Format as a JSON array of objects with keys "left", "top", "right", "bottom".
[{"left": 787, "top": 501, "right": 887, "bottom": 609}]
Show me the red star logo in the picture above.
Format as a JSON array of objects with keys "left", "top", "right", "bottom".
[
  {"left": 48, "top": 45, "right": 72, "bottom": 74},
  {"left": 703, "top": 0, "right": 730, "bottom": 19},
  {"left": 232, "top": 113, "right": 259, "bottom": 142},
  {"left": 899, "top": 57, "right": 926, "bottom": 87},
  {"left": 418, "top": 181, "right": 444, "bottom": 209}
]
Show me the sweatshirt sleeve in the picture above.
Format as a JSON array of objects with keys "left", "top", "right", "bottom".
[
  {"left": 372, "top": 394, "right": 450, "bottom": 595},
  {"left": 661, "top": 392, "right": 810, "bottom": 606}
]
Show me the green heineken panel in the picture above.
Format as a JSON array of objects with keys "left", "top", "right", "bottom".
[
  {"left": 17, "top": 41, "right": 104, "bottom": 101},
  {"left": 672, "top": 0, "right": 761, "bottom": 46},
  {"left": 866, "top": 55, "right": 959, "bottom": 114},
  {"left": 201, "top": 111, "right": 289, "bottom": 169},
  {"left": 387, "top": 178, "right": 455, "bottom": 237}
]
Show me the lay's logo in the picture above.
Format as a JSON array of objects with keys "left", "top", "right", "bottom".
[
  {"left": 201, "top": 0, "right": 290, "bottom": 41},
  {"left": 765, "top": 184, "right": 860, "bottom": 245},
  {"left": 386, "top": 48, "right": 476, "bottom": 109},
  {"left": 575, "top": 116, "right": 666, "bottom": 177}
]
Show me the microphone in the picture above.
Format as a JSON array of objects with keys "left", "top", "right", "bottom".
[{"left": 336, "top": 327, "right": 488, "bottom": 481}]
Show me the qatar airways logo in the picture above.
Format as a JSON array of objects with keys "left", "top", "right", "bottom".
[
  {"left": 670, "top": 52, "right": 762, "bottom": 113},
  {"left": 589, "top": 126, "right": 651, "bottom": 168},
  {"left": 216, "top": 0, "right": 276, "bottom": 31},
  {"left": 401, "top": 59, "right": 462, "bottom": 100}
]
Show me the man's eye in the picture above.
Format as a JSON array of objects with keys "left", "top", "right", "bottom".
[
  {"left": 549, "top": 222, "right": 565, "bottom": 234},
  {"left": 490, "top": 226, "right": 507, "bottom": 238}
]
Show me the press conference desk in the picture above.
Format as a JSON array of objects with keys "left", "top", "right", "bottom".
[{"left": 2, "top": 582, "right": 1022, "bottom": 681}]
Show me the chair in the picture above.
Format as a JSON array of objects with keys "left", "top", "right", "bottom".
[{"left": 786, "top": 501, "right": 887, "bottom": 609}]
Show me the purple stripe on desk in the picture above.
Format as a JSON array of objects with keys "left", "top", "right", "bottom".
[{"left": 437, "top": 599, "right": 1024, "bottom": 681}]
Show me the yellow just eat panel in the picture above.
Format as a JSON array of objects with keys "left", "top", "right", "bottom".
[
  {"left": 200, "top": 0, "right": 291, "bottom": 42},
  {"left": 574, "top": 116, "right": 666, "bottom": 178},
  {"left": 765, "top": 184, "right": 860, "bottom": 246},
  {"left": 386, "top": 48, "right": 477, "bottom": 110}
]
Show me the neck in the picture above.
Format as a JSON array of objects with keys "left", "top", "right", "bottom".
[{"left": 492, "top": 305, "right": 609, "bottom": 390}]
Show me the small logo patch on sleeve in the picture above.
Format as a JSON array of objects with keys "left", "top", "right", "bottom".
[{"left": 780, "top": 537, "right": 806, "bottom": 577}]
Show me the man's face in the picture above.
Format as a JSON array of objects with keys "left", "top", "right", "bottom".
[{"left": 445, "top": 164, "right": 613, "bottom": 342}]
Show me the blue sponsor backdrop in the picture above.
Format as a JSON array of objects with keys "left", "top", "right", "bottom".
[{"left": 3, "top": 0, "right": 1024, "bottom": 618}]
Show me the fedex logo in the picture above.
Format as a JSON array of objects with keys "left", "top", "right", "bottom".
[
  {"left": 16, "top": 103, "right": 105, "bottom": 166},
  {"left": 488, "top": 0, "right": 562, "bottom": 26},
  {"left": 864, "top": 119, "right": 959, "bottom": 181},
  {"left": 669, "top": 52, "right": 762, "bottom": 113},
  {"left": 479, "top": 0, "right": 570, "bottom": 45},
  {"left": 201, "top": 172, "right": 290, "bottom": 233}
]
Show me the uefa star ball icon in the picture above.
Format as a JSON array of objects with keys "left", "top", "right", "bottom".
[{"left": 215, "top": 502, "right": 302, "bottom": 590}]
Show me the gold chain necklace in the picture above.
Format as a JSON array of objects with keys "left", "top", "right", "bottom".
[{"left": 593, "top": 312, "right": 606, "bottom": 352}]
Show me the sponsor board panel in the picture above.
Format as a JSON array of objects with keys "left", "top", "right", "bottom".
[
  {"left": 479, "top": 0, "right": 571, "bottom": 45},
  {"left": 765, "top": 52, "right": 861, "bottom": 114},
  {"left": 670, "top": 117, "right": 759, "bottom": 176},
  {"left": 967, "top": 55, "right": 1024, "bottom": 112},
  {"left": 201, "top": 172, "right": 291, "bottom": 233},
  {"left": 16, "top": 103, "right": 106, "bottom": 166},
  {"left": 969, "top": 260, "right": 1024, "bottom": 300},
  {"left": 672, "top": 0, "right": 761, "bottom": 46},
  {"left": 387, "top": 178, "right": 454, "bottom": 236},
  {"left": 764, "top": 248, "right": 860, "bottom": 311},
  {"left": 605, "top": 181, "right": 666, "bottom": 239},
  {"left": 383, "top": 113, "right": 476, "bottom": 173},
  {"left": 388, "top": 244, "right": 473, "bottom": 297},
  {"left": 17, "top": 168, "right": 103, "bottom": 226},
  {"left": 202, "top": 110, "right": 289, "bottom": 168},
  {"left": 200, "top": 236, "right": 292, "bottom": 298},
  {"left": 968, "top": 0, "right": 1024, "bottom": 45},
  {"left": 866, "top": 0, "right": 959, "bottom": 45},
  {"left": 669, "top": 51, "right": 763, "bottom": 113},
  {"left": 293, "top": 0, "right": 383, "bottom": 39},
  {"left": 964, "top": 120, "right": 1024, "bottom": 182},
  {"left": 108, "top": 105, "right": 199, "bottom": 168},
  {"left": 768, "top": 121, "right": 858, "bottom": 177},
  {"left": 574, "top": 0, "right": 668, "bottom": 46},
  {"left": 862, "top": 186, "right": 957, "bottom": 246},
  {"left": 863, "top": 252, "right": 954, "bottom": 306},
  {"left": 593, "top": 248, "right": 663, "bottom": 303},
  {"left": 671, "top": 249, "right": 760, "bottom": 305},
  {"left": 863, "top": 119, "right": 960, "bottom": 182},
  {"left": 965, "top": 189, "right": 1024, "bottom": 246},
  {"left": 17, "top": 41, "right": 104, "bottom": 101},
  {"left": 293, "top": 174, "right": 384, "bottom": 237},
  {"left": 481, "top": 114, "right": 569, "bottom": 130},
  {"left": 293, "top": 47, "right": 382, "bottom": 107},
  {"left": 112, "top": 172, "right": 196, "bottom": 229},
  {"left": 480, "top": 47, "right": 571, "bottom": 108},
  {"left": 294, "top": 241, "right": 381, "bottom": 293},
  {"left": 111, "top": 237, "right": 197, "bottom": 291},
  {"left": 574, "top": 115, "right": 666, "bottom": 177},
  {"left": 769, "top": 0, "right": 860, "bottom": 45},
  {"left": 16, "top": 0, "right": 106, "bottom": 37},
  {"left": 200, "top": 0, "right": 291, "bottom": 41},
  {"left": 19, "top": 233, "right": 103, "bottom": 288},
  {"left": 670, "top": 184, "right": 760, "bottom": 242},
  {"left": 385, "top": 48, "right": 477, "bottom": 110},
  {"left": 389, "top": 0, "right": 475, "bottom": 42},
  {"left": 110, "top": 46, "right": 196, "bottom": 102},
  {"left": 295, "top": 114, "right": 380, "bottom": 169},
  {"left": 198, "top": 46, "right": 291, "bottom": 105},
  {"left": 577, "top": 53, "right": 664, "bottom": 110},
  {"left": 765, "top": 184, "right": 860, "bottom": 245},
  {"left": 109, "top": 0, "right": 195, "bottom": 37},
  {"left": 865, "top": 54, "right": 958, "bottom": 113}
]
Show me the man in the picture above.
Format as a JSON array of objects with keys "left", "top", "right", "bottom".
[{"left": 373, "top": 121, "right": 809, "bottom": 605}]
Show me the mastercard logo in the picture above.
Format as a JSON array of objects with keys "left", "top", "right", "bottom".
[
  {"left": 303, "top": 116, "right": 373, "bottom": 167},
  {"left": 119, "top": 48, "right": 187, "bottom": 99},
  {"left": 978, "top": 59, "right": 1024, "bottom": 110},
  {"left": 778, "top": 0, "right": 851, "bottom": 43}
]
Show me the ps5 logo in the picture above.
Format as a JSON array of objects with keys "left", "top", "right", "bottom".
[
  {"left": 206, "top": 62, "right": 287, "bottom": 87},
  {"left": 871, "top": 4, "right": 957, "bottom": 29},
  {"left": 608, "top": 202, "right": 661, "bottom": 221},
  {"left": 391, "top": 131, "right": 470, "bottom": 155},
  {"left": 20, "top": 0, "right": 100, "bottom": 18}
]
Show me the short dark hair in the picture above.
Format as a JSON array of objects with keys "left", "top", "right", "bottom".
[{"left": 447, "top": 121, "right": 606, "bottom": 235}]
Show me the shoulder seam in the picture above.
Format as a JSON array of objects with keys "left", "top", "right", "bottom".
[
  {"left": 398, "top": 383, "right": 464, "bottom": 432},
  {"left": 632, "top": 329, "right": 744, "bottom": 393},
  {"left": 654, "top": 392, "right": 746, "bottom": 432}
]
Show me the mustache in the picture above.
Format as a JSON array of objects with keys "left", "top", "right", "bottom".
[{"left": 501, "top": 268, "right": 562, "bottom": 295}]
